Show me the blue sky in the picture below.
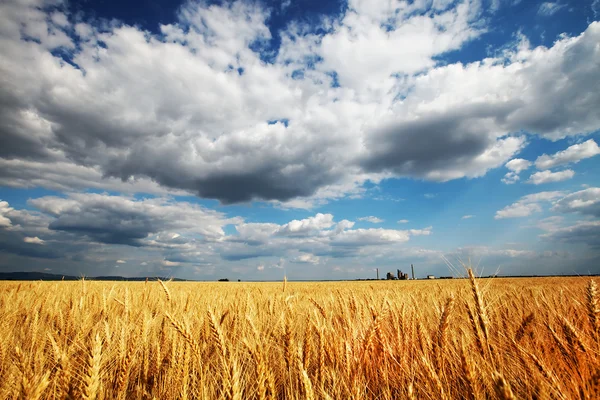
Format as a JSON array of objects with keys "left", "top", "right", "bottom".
[{"left": 0, "top": 0, "right": 599, "bottom": 280}]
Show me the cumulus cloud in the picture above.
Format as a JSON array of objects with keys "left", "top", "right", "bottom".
[
  {"left": 277, "top": 213, "right": 335, "bottom": 236},
  {"left": 535, "top": 139, "right": 600, "bottom": 170},
  {"left": 224, "top": 213, "right": 431, "bottom": 261},
  {"left": 0, "top": 201, "right": 13, "bottom": 227},
  {"left": 397, "top": 219, "right": 409, "bottom": 224},
  {"left": 290, "top": 253, "right": 320, "bottom": 264},
  {"left": 462, "top": 215, "right": 475, "bottom": 219},
  {"left": 528, "top": 169, "right": 575, "bottom": 185},
  {"left": 506, "top": 158, "right": 532, "bottom": 173},
  {"left": 502, "top": 172, "right": 520, "bottom": 184},
  {"left": 0, "top": 1, "right": 598, "bottom": 205},
  {"left": 502, "top": 158, "right": 532, "bottom": 184},
  {"left": 495, "top": 203, "right": 542, "bottom": 219},
  {"left": 495, "top": 191, "right": 565, "bottom": 219},
  {"left": 358, "top": 216, "right": 384, "bottom": 223}
]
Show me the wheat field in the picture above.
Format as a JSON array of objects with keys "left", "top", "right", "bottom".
[{"left": 0, "top": 273, "right": 598, "bottom": 399}]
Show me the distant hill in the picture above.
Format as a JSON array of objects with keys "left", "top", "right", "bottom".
[{"left": 0, "top": 272, "right": 188, "bottom": 281}]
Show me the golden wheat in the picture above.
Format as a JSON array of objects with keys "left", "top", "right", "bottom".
[{"left": 0, "top": 276, "right": 598, "bottom": 399}]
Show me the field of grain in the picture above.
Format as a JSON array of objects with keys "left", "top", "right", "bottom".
[{"left": 0, "top": 273, "right": 598, "bottom": 399}]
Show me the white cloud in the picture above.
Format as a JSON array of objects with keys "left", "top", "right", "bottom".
[
  {"left": 291, "top": 253, "right": 320, "bottom": 264},
  {"left": 224, "top": 213, "right": 432, "bottom": 263},
  {"left": 502, "top": 158, "right": 532, "bottom": 183},
  {"left": 520, "top": 191, "right": 567, "bottom": 203},
  {"left": 0, "top": 201, "right": 13, "bottom": 227},
  {"left": 281, "top": 0, "right": 292, "bottom": 11},
  {"left": 495, "top": 191, "right": 565, "bottom": 219},
  {"left": 409, "top": 226, "right": 433, "bottom": 236},
  {"left": 330, "top": 228, "right": 411, "bottom": 246},
  {"left": 358, "top": 216, "right": 384, "bottom": 223},
  {"left": 462, "top": 215, "right": 475, "bottom": 219},
  {"left": 23, "top": 236, "right": 45, "bottom": 244},
  {"left": 397, "top": 219, "right": 409, "bottom": 224},
  {"left": 528, "top": 169, "right": 575, "bottom": 185},
  {"left": 162, "top": 260, "right": 181, "bottom": 267},
  {"left": 501, "top": 172, "right": 519, "bottom": 184},
  {"left": 536, "top": 216, "right": 564, "bottom": 232},
  {"left": 277, "top": 213, "right": 335, "bottom": 236},
  {"left": 495, "top": 202, "right": 542, "bottom": 219},
  {"left": 506, "top": 158, "right": 532, "bottom": 173},
  {"left": 116, "top": 259, "right": 126, "bottom": 264},
  {"left": 537, "top": 2, "right": 566, "bottom": 16},
  {"left": 535, "top": 139, "right": 600, "bottom": 170}
]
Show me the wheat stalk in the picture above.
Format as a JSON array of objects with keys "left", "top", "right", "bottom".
[{"left": 81, "top": 333, "right": 102, "bottom": 400}]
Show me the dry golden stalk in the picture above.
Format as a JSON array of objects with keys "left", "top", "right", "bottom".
[
  {"left": 48, "top": 333, "right": 72, "bottom": 399},
  {"left": 524, "top": 351, "right": 566, "bottom": 399},
  {"left": 297, "top": 346, "right": 315, "bottom": 400},
  {"left": 465, "top": 304, "right": 485, "bottom": 358},
  {"left": 230, "top": 359, "right": 242, "bottom": 400},
  {"left": 317, "top": 324, "right": 326, "bottom": 388},
  {"left": 302, "top": 321, "right": 312, "bottom": 370},
  {"left": 546, "top": 323, "right": 570, "bottom": 360},
  {"left": 282, "top": 318, "right": 293, "bottom": 370},
  {"left": 434, "top": 295, "right": 455, "bottom": 368},
  {"left": 207, "top": 309, "right": 228, "bottom": 359},
  {"left": 157, "top": 279, "right": 172, "bottom": 302},
  {"left": 243, "top": 339, "right": 268, "bottom": 400},
  {"left": 493, "top": 372, "right": 516, "bottom": 400},
  {"left": 468, "top": 269, "right": 490, "bottom": 343},
  {"left": 460, "top": 342, "right": 479, "bottom": 400},
  {"left": 515, "top": 312, "right": 535, "bottom": 342},
  {"left": 165, "top": 313, "right": 200, "bottom": 355},
  {"left": 560, "top": 317, "right": 587, "bottom": 353},
  {"left": 81, "top": 333, "right": 102, "bottom": 400},
  {"left": 116, "top": 334, "right": 136, "bottom": 400},
  {"left": 310, "top": 298, "right": 327, "bottom": 320},
  {"left": 586, "top": 280, "right": 599, "bottom": 337},
  {"left": 421, "top": 355, "right": 447, "bottom": 400},
  {"left": 15, "top": 346, "right": 50, "bottom": 400},
  {"left": 407, "top": 382, "right": 416, "bottom": 400}
]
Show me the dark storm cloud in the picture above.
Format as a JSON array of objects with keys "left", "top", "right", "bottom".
[
  {"left": 552, "top": 188, "right": 600, "bottom": 218},
  {"left": 0, "top": 231, "right": 62, "bottom": 259},
  {"left": 48, "top": 211, "right": 154, "bottom": 246},
  {"left": 361, "top": 102, "right": 520, "bottom": 178},
  {"left": 29, "top": 193, "right": 236, "bottom": 246},
  {"left": 0, "top": 93, "right": 56, "bottom": 160},
  {"left": 543, "top": 221, "right": 600, "bottom": 249},
  {"left": 104, "top": 155, "right": 340, "bottom": 204}
]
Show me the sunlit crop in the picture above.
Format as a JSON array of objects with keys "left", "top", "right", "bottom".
[{"left": 1, "top": 273, "right": 598, "bottom": 399}]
